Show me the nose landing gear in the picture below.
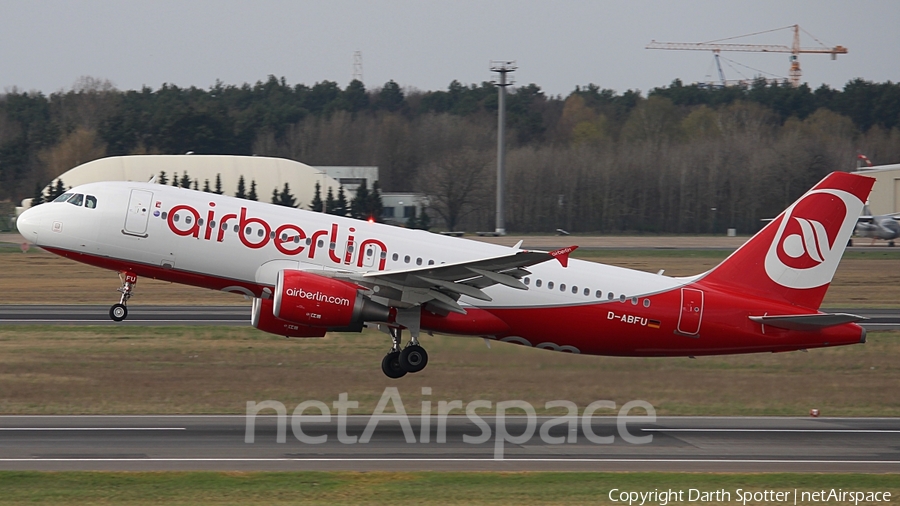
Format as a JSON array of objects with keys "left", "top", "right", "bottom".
[{"left": 110, "top": 271, "right": 137, "bottom": 322}]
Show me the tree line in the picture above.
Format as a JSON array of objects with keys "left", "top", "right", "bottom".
[{"left": 2, "top": 75, "right": 899, "bottom": 233}]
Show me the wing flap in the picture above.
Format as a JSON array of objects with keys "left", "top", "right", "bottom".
[{"left": 341, "top": 245, "right": 578, "bottom": 311}]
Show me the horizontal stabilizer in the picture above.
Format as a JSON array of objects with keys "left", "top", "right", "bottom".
[{"left": 748, "top": 313, "right": 866, "bottom": 331}]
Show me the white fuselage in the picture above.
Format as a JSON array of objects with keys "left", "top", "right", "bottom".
[{"left": 18, "top": 181, "right": 685, "bottom": 309}]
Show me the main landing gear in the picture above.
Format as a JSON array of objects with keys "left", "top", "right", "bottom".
[
  {"left": 110, "top": 271, "right": 137, "bottom": 322},
  {"left": 381, "top": 308, "right": 429, "bottom": 379},
  {"left": 381, "top": 328, "right": 429, "bottom": 379}
]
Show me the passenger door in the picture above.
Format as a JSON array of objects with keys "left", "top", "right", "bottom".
[
  {"left": 677, "top": 287, "right": 704, "bottom": 336},
  {"left": 123, "top": 189, "right": 153, "bottom": 237}
]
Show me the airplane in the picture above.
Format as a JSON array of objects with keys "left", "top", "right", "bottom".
[
  {"left": 853, "top": 205, "right": 900, "bottom": 246},
  {"left": 16, "top": 170, "right": 874, "bottom": 378}
]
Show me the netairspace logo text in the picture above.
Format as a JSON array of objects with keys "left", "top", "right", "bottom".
[
  {"left": 609, "top": 488, "right": 892, "bottom": 506},
  {"left": 245, "top": 386, "right": 656, "bottom": 459}
]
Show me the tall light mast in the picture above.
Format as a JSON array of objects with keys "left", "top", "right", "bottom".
[{"left": 490, "top": 60, "right": 516, "bottom": 235}]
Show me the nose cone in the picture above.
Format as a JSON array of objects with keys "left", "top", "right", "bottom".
[{"left": 16, "top": 206, "right": 42, "bottom": 244}]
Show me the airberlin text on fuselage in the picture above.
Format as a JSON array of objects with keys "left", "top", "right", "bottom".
[{"left": 165, "top": 203, "right": 388, "bottom": 270}]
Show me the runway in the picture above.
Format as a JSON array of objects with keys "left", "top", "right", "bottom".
[
  {"left": 0, "top": 305, "right": 249, "bottom": 326},
  {"left": 0, "top": 415, "right": 898, "bottom": 472},
  {"left": 0, "top": 305, "right": 898, "bottom": 330}
]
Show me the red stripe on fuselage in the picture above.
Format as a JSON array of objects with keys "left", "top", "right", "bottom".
[{"left": 39, "top": 247, "right": 865, "bottom": 357}]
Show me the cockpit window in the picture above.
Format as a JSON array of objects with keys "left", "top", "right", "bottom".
[
  {"left": 85, "top": 195, "right": 97, "bottom": 208},
  {"left": 67, "top": 193, "right": 84, "bottom": 206},
  {"left": 53, "top": 193, "right": 73, "bottom": 203}
]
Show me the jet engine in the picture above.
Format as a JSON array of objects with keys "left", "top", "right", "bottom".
[
  {"left": 251, "top": 297, "right": 327, "bottom": 338},
  {"left": 273, "top": 269, "right": 389, "bottom": 328}
]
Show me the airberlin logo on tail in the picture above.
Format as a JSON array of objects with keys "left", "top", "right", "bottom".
[
  {"left": 780, "top": 217, "right": 832, "bottom": 267},
  {"left": 764, "top": 189, "right": 862, "bottom": 289}
]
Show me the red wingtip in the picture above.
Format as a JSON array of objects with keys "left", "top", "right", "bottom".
[{"left": 549, "top": 245, "right": 578, "bottom": 268}]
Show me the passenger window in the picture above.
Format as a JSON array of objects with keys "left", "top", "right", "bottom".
[
  {"left": 535, "top": 279, "right": 542, "bottom": 287},
  {"left": 404, "top": 255, "right": 410, "bottom": 263},
  {"left": 174, "top": 214, "right": 180, "bottom": 223},
  {"left": 583, "top": 288, "right": 589, "bottom": 296},
  {"left": 595, "top": 290, "right": 601, "bottom": 298},
  {"left": 574, "top": 286, "right": 579, "bottom": 294},
  {"left": 560, "top": 284, "right": 566, "bottom": 292},
  {"left": 53, "top": 193, "right": 73, "bottom": 203},
  {"left": 185, "top": 216, "right": 192, "bottom": 225},
  {"left": 416, "top": 258, "right": 422, "bottom": 266},
  {"left": 608, "top": 292, "right": 614, "bottom": 300},
  {"left": 643, "top": 299, "right": 651, "bottom": 308},
  {"left": 67, "top": 194, "right": 84, "bottom": 206},
  {"left": 257, "top": 229, "right": 264, "bottom": 237},
  {"left": 619, "top": 295, "right": 626, "bottom": 302},
  {"left": 524, "top": 278, "right": 530, "bottom": 286},
  {"left": 234, "top": 225, "right": 239, "bottom": 233},
  {"left": 161, "top": 211, "right": 167, "bottom": 220},
  {"left": 209, "top": 220, "right": 216, "bottom": 229},
  {"left": 392, "top": 253, "right": 399, "bottom": 261},
  {"left": 85, "top": 195, "right": 97, "bottom": 208},
  {"left": 548, "top": 282, "right": 554, "bottom": 290}
]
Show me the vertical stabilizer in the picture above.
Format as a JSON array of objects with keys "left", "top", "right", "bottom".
[{"left": 699, "top": 172, "right": 873, "bottom": 310}]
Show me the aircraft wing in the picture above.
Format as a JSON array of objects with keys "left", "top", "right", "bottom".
[{"left": 336, "top": 245, "right": 578, "bottom": 314}]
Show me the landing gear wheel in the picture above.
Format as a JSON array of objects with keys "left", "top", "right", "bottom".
[
  {"left": 400, "top": 345, "right": 428, "bottom": 373},
  {"left": 381, "top": 351, "right": 406, "bottom": 379},
  {"left": 109, "top": 303, "right": 128, "bottom": 322},
  {"left": 890, "top": 241, "right": 896, "bottom": 247},
  {"left": 111, "top": 271, "right": 137, "bottom": 322}
]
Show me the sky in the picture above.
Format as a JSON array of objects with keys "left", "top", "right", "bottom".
[{"left": 1, "top": 0, "right": 898, "bottom": 97}]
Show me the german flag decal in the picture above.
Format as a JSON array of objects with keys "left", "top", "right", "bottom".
[{"left": 648, "top": 319, "right": 661, "bottom": 329}]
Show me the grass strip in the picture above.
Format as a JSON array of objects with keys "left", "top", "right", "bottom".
[
  {"left": 0, "top": 325, "right": 898, "bottom": 416},
  {"left": 0, "top": 471, "right": 897, "bottom": 505}
]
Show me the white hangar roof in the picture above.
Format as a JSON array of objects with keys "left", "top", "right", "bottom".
[{"left": 37, "top": 155, "right": 341, "bottom": 209}]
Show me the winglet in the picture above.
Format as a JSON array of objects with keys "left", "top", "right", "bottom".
[{"left": 549, "top": 245, "right": 578, "bottom": 268}]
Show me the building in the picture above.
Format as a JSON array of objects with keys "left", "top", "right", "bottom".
[
  {"left": 21, "top": 155, "right": 341, "bottom": 212},
  {"left": 19, "top": 155, "right": 432, "bottom": 228},
  {"left": 381, "top": 193, "right": 429, "bottom": 226},
  {"left": 853, "top": 164, "right": 900, "bottom": 215},
  {"left": 314, "top": 166, "right": 379, "bottom": 195}
]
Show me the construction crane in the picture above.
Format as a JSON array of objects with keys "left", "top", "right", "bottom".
[{"left": 647, "top": 25, "right": 847, "bottom": 87}]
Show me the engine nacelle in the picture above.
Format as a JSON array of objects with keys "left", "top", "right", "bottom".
[
  {"left": 274, "top": 269, "right": 389, "bottom": 328},
  {"left": 251, "top": 297, "right": 326, "bottom": 338}
]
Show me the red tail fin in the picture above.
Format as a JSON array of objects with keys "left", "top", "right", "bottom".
[{"left": 699, "top": 172, "right": 873, "bottom": 310}]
